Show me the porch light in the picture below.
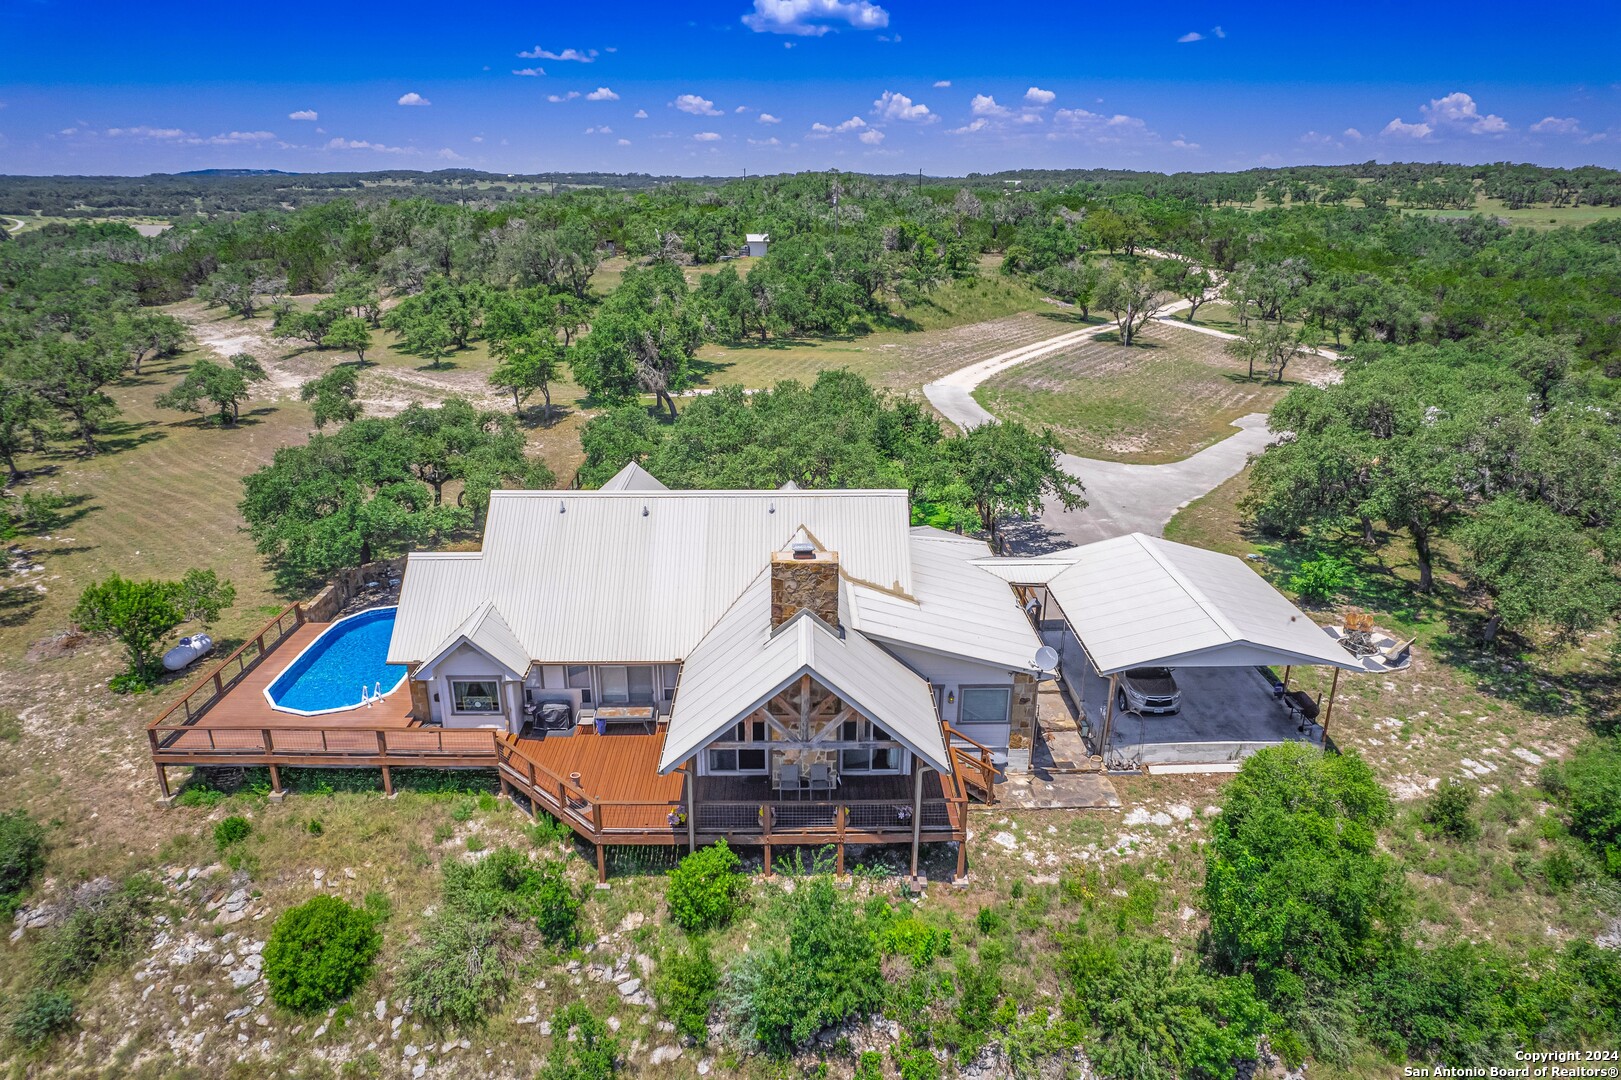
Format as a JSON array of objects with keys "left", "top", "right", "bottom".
[{"left": 946, "top": 690, "right": 955, "bottom": 705}]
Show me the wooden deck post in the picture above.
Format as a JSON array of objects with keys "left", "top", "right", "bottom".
[
  {"left": 380, "top": 766, "right": 394, "bottom": 797},
  {"left": 154, "top": 762, "right": 172, "bottom": 803},
  {"left": 953, "top": 797, "right": 969, "bottom": 885},
  {"left": 685, "top": 760, "right": 698, "bottom": 853},
  {"left": 761, "top": 804, "right": 774, "bottom": 879},
  {"left": 595, "top": 843, "right": 608, "bottom": 888},
  {"left": 1320, "top": 667, "right": 1342, "bottom": 749},
  {"left": 835, "top": 805, "right": 847, "bottom": 878},
  {"left": 1281, "top": 665, "right": 1292, "bottom": 692},
  {"left": 267, "top": 763, "right": 285, "bottom": 802},
  {"left": 908, "top": 761, "right": 924, "bottom": 884}
]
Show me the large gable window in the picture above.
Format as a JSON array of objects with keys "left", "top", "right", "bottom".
[{"left": 451, "top": 679, "right": 503, "bottom": 714}]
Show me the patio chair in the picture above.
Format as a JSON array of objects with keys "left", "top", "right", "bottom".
[
  {"left": 1379, "top": 636, "right": 1415, "bottom": 666},
  {"left": 807, "top": 763, "right": 835, "bottom": 797},
  {"left": 776, "top": 763, "right": 802, "bottom": 800}
]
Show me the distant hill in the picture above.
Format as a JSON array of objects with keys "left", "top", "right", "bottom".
[{"left": 176, "top": 168, "right": 298, "bottom": 177}]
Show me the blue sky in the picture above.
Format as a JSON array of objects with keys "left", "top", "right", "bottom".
[{"left": 2, "top": 0, "right": 1618, "bottom": 176}]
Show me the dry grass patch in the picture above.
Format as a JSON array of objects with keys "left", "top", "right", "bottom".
[{"left": 975, "top": 321, "right": 1333, "bottom": 463}]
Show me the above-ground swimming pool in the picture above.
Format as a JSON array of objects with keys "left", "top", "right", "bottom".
[{"left": 265, "top": 607, "right": 408, "bottom": 715}]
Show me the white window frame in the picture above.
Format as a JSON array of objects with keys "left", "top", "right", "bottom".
[
  {"left": 449, "top": 678, "right": 504, "bottom": 715},
  {"left": 958, "top": 686, "right": 1012, "bottom": 726}
]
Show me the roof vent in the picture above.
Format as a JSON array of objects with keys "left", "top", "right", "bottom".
[
  {"left": 642, "top": 504, "right": 649, "bottom": 517},
  {"left": 790, "top": 541, "right": 817, "bottom": 560},
  {"left": 768, "top": 501, "right": 776, "bottom": 514}
]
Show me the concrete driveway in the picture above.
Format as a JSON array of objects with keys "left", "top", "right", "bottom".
[{"left": 923, "top": 302, "right": 1277, "bottom": 552}]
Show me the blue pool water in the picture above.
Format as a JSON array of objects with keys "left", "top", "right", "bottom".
[{"left": 265, "top": 607, "right": 407, "bottom": 714}]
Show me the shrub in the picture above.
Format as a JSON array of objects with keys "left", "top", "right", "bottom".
[
  {"left": 892, "top": 1032, "right": 942, "bottom": 1080},
  {"left": 1423, "top": 780, "right": 1480, "bottom": 842},
  {"left": 879, "top": 914, "right": 952, "bottom": 967},
  {"left": 539, "top": 1002, "right": 619, "bottom": 1080},
  {"left": 174, "top": 784, "right": 227, "bottom": 808},
  {"left": 852, "top": 1051, "right": 885, "bottom": 1080},
  {"left": 263, "top": 896, "right": 381, "bottom": 1012},
  {"left": 1542, "top": 848, "right": 1578, "bottom": 891},
  {"left": 667, "top": 841, "right": 748, "bottom": 933},
  {"left": 653, "top": 938, "right": 719, "bottom": 1042},
  {"left": 737, "top": 876, "right": 883, "bottom": 1053},
  {"left": 0, "top": 809, "right": 46, "bottom": 917},
  {"left": 33, "top": 875, "right": 160, "bottom": 984},
  {"left": 214, "top": 815, "right": 252, "bottom": 849},
  {"left": 400, "top": 911, "right": 510, "bottom": 1030},
  {"left": 8, "top": 988, "right": 74, "bottom": 1049},
  {"left": 1203, "top": 744, "right": 1406, "bottom": 1004},
  {"left": 1561, "top": 738, "right": 1621, "bottom": 875},
  {"left": 1287, "top": 552, "right": 1358, "bottom": 603},
  {"left": 531, "top": 861, "right": 581, "bottom": 947}
]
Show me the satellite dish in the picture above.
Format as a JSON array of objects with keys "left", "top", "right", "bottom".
[{"left": 1033, "top": 645, "right": 1060, "bottom": 672}]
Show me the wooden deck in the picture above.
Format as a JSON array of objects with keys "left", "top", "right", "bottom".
[{"left": 148, "top": 602, "right": 973, "bottom": 880}]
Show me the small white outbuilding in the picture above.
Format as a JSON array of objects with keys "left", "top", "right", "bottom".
[{"left": 744, "top": 232, "right": 770, "bottom": 258}]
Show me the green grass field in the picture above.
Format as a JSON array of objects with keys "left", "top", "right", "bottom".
[{"left": 973, "top": 320, "right": 1328, "bottom": 463}]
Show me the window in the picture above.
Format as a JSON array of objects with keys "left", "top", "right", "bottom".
[
  {"left": 566, "top": 665, "right": 592, "bottom": 704},
  {"left": 959, "top": 687, "right": 1011, "bottom": 725},
  {"left": 451, "top": 679, "right": 502, "bottom": 714},
  {"left": 841, "top": 746, "right": 897, "bottom": 773},
  {"left": 708, "top": 748, "right": 767, "bottom": 774},
  {"left": 600, "top": 665, "right": 655, "bottom": 705}
]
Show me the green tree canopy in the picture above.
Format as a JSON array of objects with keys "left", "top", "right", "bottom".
[
  {"left": 155, "top": 352, "right": 268, "bottom": 425},
  {"left": 570, "top": 261, "right": 705, "bottom": 418}
]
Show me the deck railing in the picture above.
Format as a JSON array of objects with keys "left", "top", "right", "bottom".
[
  {"left": 149, "top": 722, "right": 501, "bottom": 762},
  {"left": 147, "top": 602, "right": 307, "bottom": 739},
  {"left": 944, "top": 724, "right": 1002, "bottom": 804}
]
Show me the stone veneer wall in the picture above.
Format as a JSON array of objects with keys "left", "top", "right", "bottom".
[
  {"left": 769, "top": 551, "right": 840, "bottom": 628},
  {"left": 1008, "top": 672, "right": 1038, "bottom": 751},
  {"left": 302, "top": 557, "right": 407, "bottom": 623}
]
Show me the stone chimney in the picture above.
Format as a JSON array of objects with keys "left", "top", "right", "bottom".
[{"left": 771, "top": 541, "right": 840, "bottom": 629}]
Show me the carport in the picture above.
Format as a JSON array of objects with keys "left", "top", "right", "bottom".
[{"left": 980, "top": 533, "right": 1365, "bottom": 772}]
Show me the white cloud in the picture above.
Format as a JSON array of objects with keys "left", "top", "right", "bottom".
[
  {"left": 634, "top": 109, "right": 649, "bottom": 119},
  {"left": 947, "top": 118, "right": 989, "bottom": 135},
  {"left": 584, "top": 125, "right": 614, "bottom": 134},
  {"left": 437, "top": 147, "right": 465, "bottom": 161},
  {"left": 873, "top": 89, "right": 934, "bottom": 123},
  {"left": 618, "top": 138, "right": 631, "bottom": 146},
  {"left": 1212, "top": 25, "right": 1225, "bottom": 37},
  {"left": 326, "top": 137, "right": 415, "bottom": 154},
  {"left": 809, "top": 122, "right": 833, "bottom": 134},
  {"left": 1344, "top": 127, "right": 1364, "bottom": 140},
  {"left": 1048, "top": 108, "right": 1157, "bottom": 144},
  {"left": 834, "top": 115, "right": 867, "bottom": 132},
  {"left": 1024, "top": 86, "right": 1055, "bottom": 106},
  {"left": 673, "top": 93, "right": 721, "bottom": 116},
  {"left": 1171, "top": 138, "right": 1199, "bottom": 150},
  {"left": 932, "top": 80, "right": 951, "bottom": 88},
  {"left": 741, "top": 0, "right": 890, "bottom": 37},
  {"left": 204, "top": 130, "right": 277, "bottom": 145},
  {"left": 288, "top": 109, "right": 318, "bottom": 121},
  {"left": 970, "top": 94, "right": 1010, "bottom": 118},
  {"left": 547, "top": 92, "right": 581, "bottom": 103},
  {"left": 694, "top": 131, "right": 722, "bottom": 141},
  {"left": 586, "top": 86, "right": 620, "bottom": 101},
  {"left": 1178, "top": 31, "right": 1203, "bottom": 42},
  {"left": 1531, "top": 116, "right": 1582, "bottom": 135},
  {"left": 759, "top": 112, "right": 782, "bottom": 124},
  {"left": 858, "top": 128, "right": 884, "bottom": 145},
  {"left": 1420, "top": 91, "right": 1508, "bottom": 134},
  {"left": 397, "top": 92, "right": 430, "bottom": 107},
  {"left": 106, "top": 125, "right": 188, "bottom": 138},
  {"left": 472, "top": 136, "right": 484, "bottom": 143},
  {"left": 734, "top": 105, "right": 749, "bottom": 113},
  {"left": 512, "top": 67, "right": 545, "bottom": 77},
  {"left": 518, "top": 46, "right": 597, "bottom": 62},
  {"left": 749, "top": 136, "right": 782, "bottom": 146},
  {"left": 1300, "top": 130, "right": 1342, "bottom": 148},
  {"left": 1381, "top": 117, "right": 1432, "bottom": 139}
]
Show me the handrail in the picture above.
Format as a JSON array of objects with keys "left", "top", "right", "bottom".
[
  {"left": 147, "top": 601, "right": 306, "bottom": 732},
  {"left": 943, "top": 723, "right": 996, "bottom": 756}
]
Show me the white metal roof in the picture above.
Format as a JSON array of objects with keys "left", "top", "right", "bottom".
[
  {"left": 849, "top": 528, "right": 1043, "bottom": 670},
  {"left": 659, "top": 571, "right": 950, "bottom": 774},
  {"left": 745, "top": 232, "right": 769, "bottom": 243},
  {"left": 597, "top": 461, "right": 669, "bottom": 492},
  {"left": 388, "top": 489, "right": 915, "bottom": 665},
  {"left": 1038, "top": 533, "right": 1363, "bottom": 674},
  {"left": 418, "top": 600, "right": 531, "bottom": 678},
  {"left": 972, "top": 547, "right": 1085, "bottom": 585}
]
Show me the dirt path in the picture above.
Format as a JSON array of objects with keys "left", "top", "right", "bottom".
[{"left": 2, "top": 215, "right": 24, "bottom": 234}]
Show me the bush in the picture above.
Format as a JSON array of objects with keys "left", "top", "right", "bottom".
[
  {"left": 879, "top": 914, "right": 952, "bottom": 967},
  {"left": 733, "top": 876, "right": 883, "bottom": 1053},
  {"left": 1423, "top": 780, "right": 1480, "bottom": 841},
  {"left": 667, "top": 841, "right": 748, "bottom": 933},
  {"left": 852, "top": 1051, "right": 885, "bottom": 1080},
  {"left": 1287, "top": 552, "right": 1358, "bottom": 603},
  {"left": 8, "top": 988, "right": 74, "bottom": 1049},
  {"left": 539, "top": 1002, "right": 619, "bottom": 1080},
  {"left": 531, "top": 861, "right": 581, "bottom": 947},
  {"left": 33, "top": 876, "right": 160, "bottom": 984},
  {"left": 892, "top": 1032, "right": 942, "bottom": 1080},
  {"left": 263, "top": 896, "right": 381, "bottom": 1012},
  {"left": 1561, "top": 738, "right": 1621, "bottom": 875},
  {"left": 400, "top": 911, "right": 510, "bottom": 1030},
  {"left": 214, "top": 815, "right": 252, "bottom": 849},
  {"left": 653, "top": 938, "right": 719, "bottom": 1042},
  {"left": 0, "top": 809, "right": 46, "bottom": 917},
  {"left": 1203, "top": 744, "right": 1406, "bottom": 1004}
]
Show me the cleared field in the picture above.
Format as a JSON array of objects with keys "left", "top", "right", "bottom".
[{"left": 973, "top": 320, "right": 1330, "bottom": 464}]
